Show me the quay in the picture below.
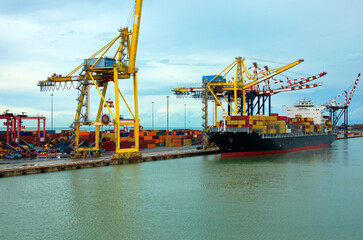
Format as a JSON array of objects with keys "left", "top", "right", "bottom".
[{"left": 0, "top": 146, "right": 219, "bottom": 178}]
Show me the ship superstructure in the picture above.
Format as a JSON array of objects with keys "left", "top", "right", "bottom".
[{"left": 283, "top": 99, "right": 326, "bottom": 125}]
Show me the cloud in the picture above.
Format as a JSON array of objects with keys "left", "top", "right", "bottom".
[{"left": 346, "top": 53, "right": 363, "bottom": 61}]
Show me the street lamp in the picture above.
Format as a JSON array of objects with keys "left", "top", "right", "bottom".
[
  {"left": 166, "top": 96, "right": 169, "bottom": 131},
  {"left": 184, "top": 104, "right": 186, "bottom": 129},
  {"left": 152, "top": 101, "right": 154, "bottom": 130},
  {"left": 51, "top": 94, "right": 54, "bottom": 130}
]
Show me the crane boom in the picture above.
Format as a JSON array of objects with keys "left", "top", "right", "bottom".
[
  {"left": 243, "top": 59, "right": 304, "bottom": 90},
  {"left": 129, "top": 0, "right": 143, "bottom": 71},
  {"left": 277, "top": 72, "right": 326, "bottom": 90},
  {"left": 256, "top": 82, "right": 322, "bottom": 95},
  {"left": 347, "top": 73, "right": 360, "bottom": 107}
]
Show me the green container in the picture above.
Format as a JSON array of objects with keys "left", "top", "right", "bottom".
[{"left": 157, "top": 132, "right": 165, "bottom": 136}]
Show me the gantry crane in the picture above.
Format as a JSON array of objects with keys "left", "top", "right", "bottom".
[
  {"left": 324, "top": 73, "right": 360, "bottom": 137},
  {"left": 173, "top": 57, "right": 325, "bottom": 135},
  {"left": 38, "top": 0, "right": 143, "bottom": 159}
]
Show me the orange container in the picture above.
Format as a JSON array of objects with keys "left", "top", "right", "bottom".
[
  {"left": 147, "top": 144, "right": 155, "bottom": 148},
  {"left": 173, "top": 139, "right": 182, "bottom": 143},
  {"left": 144, "top": 136, "right": 153, "bottom": 140}
]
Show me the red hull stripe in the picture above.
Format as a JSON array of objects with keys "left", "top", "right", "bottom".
[{"left": 221, "top": 144, "right": 331, "bottom": 158}]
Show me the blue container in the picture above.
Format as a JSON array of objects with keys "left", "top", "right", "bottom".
[
  {"left": 202, "top": 75, "right": 226, "bottom": 83},
  {"left": 120, "top": 132, "right": 129, "bottom": 137},
  {"left": 84, "top": 57, "right": 116, "bottom": 68},
  {"left": 20, "top": 132, "right": 33, "bottom": 136},
  {"left": 47, "top": 130, "right": 56, "bottom": 134},
  {"left": 0, "top": 131, "right": 6, "bottom": 135}
]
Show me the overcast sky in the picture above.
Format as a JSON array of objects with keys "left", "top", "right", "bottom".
[{"left": 1, "top": 0, "right": 363, "bottom": 129}]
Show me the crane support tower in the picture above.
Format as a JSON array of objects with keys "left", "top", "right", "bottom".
[
  {"left": 324, "top": 73, "right": 360, "bottom": 137},
  {"left": 38, "top": 0, "right": 143, "bottom": 159}
]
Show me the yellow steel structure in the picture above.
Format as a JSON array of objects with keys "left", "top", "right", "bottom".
[
  {"left": 173, "top": 57, "right": 303, "bottom": 130},
  {"left": 38, "top": 0, "right": 143, "bottom": 159}
]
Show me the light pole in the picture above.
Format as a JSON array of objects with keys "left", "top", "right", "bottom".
[
  {"left": 51, "top": 94, "right": 54, "bottom": 130},
  {"left": 166, "top": 96, "right": 169, "bottom": 131},
  {"left": 184, "top": 104, "right": 186, "bottom": 129},
  {"left": 152, "top": 101, "right": 154, "bottom": 130}
]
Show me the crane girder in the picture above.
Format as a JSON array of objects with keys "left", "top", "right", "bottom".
[
  {"left": 38, "top": 73, "right": 131, "bottom": 84},
  {"left": 242, "top": 59, "right": 304, "bottom": 89},
  {"left": 173, "top": 58, "right": 304, "bottom": 96}
]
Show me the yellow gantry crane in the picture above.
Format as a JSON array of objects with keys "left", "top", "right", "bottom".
[
  {"left": 38, "top": 0, "right": 143, "bottom": 159},
  {"left": 173, "top": 57, "right": 304, "bottom": 131}
]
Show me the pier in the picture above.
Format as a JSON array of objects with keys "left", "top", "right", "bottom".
[{"left": 0, "top": 146, "right": 219, "bottom": 178}]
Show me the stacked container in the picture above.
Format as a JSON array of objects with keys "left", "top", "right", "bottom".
[{"left": 220, "top": 113, "right": 332, "bottom": 135}]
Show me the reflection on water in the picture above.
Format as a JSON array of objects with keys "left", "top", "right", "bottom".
[
  {"left": 214, "top": 146, "right": 335, "bottom": 164},
  {"left": 1, "top": 139, "right": 363, "bottom": 239}
]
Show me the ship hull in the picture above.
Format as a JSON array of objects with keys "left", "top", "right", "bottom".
[{"left": 208, "top": 132, "right": 337, "bottom": 158}]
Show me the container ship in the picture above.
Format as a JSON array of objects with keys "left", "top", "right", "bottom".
[{"left": 207, "top": 100, "right": 337, "bottom": 157}]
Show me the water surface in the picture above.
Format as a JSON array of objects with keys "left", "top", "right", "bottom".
[{"left": 1, "top": 138, "right": 363, "bottom": 239}]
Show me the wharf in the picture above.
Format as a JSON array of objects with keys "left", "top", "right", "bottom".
[
  {"left": 0, "top": 146, "right": 219, "bottom": 178},
  {"left": 337, "top": 134, "right": 363, "bottom": 139}
]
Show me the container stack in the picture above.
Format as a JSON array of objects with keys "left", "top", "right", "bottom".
[
  {"left": 325, "top": 120, "right": 332, "bottom": 131},
  {"left": 220, "top": 113, "right": 332, "bottom": 134},
  {"left": 222, "top": 114, "right": 287, "bottom": 134},
  {"left": 0, "top": 130, "right": 68, "bottom": 146},
  {"left": 286, "top": 115, "right": 315, "bottom": 133},
  {"left": 100, "top": 129, "right": 202, "bottom": 150},
  {"left": 0, "top": 128, "right": 203, "bottom": 151}
]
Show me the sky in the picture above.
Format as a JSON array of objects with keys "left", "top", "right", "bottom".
[{"left": 1, "top": 0, "right": 363, "bottom": 129}]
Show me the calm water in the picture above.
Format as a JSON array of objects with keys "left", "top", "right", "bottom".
[{"left": 1, "top": 138, "right": 363, "bottom": 239}]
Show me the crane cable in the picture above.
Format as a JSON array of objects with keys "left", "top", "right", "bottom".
[
  {"left": 125, "top": 1, "right": 136, "bottom": 29},
  {"left": 244, "top": 56, "right": 312, "bottom": 77}
]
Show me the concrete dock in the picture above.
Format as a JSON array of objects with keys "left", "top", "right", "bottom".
[{"left": 0, "top": 146, "right": 220, "bottom": 178}]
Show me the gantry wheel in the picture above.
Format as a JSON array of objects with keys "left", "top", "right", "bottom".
[
  {"left": 90, "top": 150, "right": 101, "bottom": 157},
  {"left": 112, "top": 151, "right": 141, "bottom": 160},
  {"left": 71, "top": 152, "right": 83, "bottom": 159},
  {"left": 130, "top": 152, "right": 142, "bottom": 158}
]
